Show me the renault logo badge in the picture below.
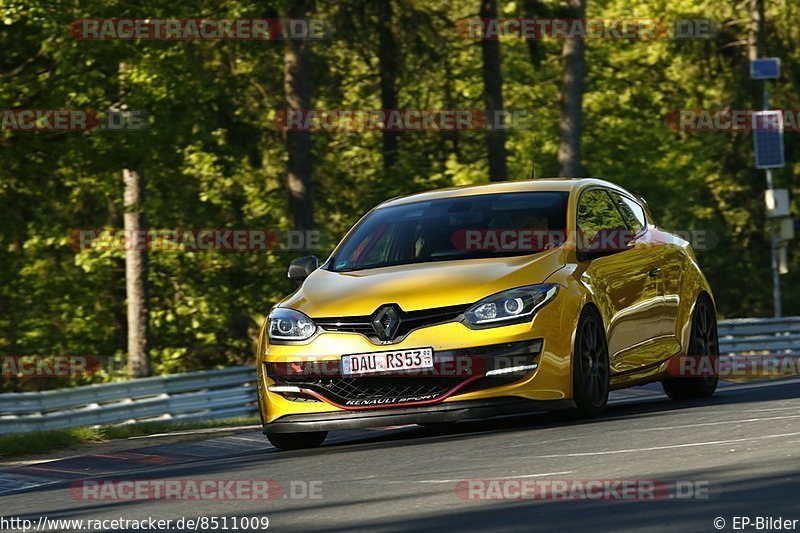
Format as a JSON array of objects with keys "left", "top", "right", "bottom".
[{"left": 371, "top": 306, "right": 401, "bottom": 341}]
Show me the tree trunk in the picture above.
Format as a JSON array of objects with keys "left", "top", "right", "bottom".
[
  {"left": 283, "top": 2, "right": 314, "bottom": 230},
  {"left": 521, "top": 0, "right": 547, "bottom": 68},
  {"left": 479, "top": 0, "right": 508, "bottom": 182},
  {"left": 557, "top": 0, "right": 586, "bottom": 177},
  {"left": 442, "top": 57, "right": 459, "bottom": 164},
  {"left": 377, "top": 0, "right": 400, "bottom": 172},
  {"left": 108, "top": 195, "right": 127, "bottom": 360},
  {"left": 747, "top": 0, "right": 765, "bottom": 61},
  {"left": 124, "top": 167, "right": 150, "bottom": 378}
]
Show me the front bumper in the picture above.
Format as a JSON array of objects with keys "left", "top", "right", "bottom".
[
  {"left": 265, "top": 339, "right": 543, "bottom": 408},
  {"left": 258, "top": 301, "right": 576, "bottom": 426},
  {"left": 263, "top": 397, "right": 576, "bottom": 433}
]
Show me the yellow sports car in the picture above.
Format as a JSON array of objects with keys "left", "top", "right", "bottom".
[{"left": 256, "top": 178, "right": 718, "bottom": 450}]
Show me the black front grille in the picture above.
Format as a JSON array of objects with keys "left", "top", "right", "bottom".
[
  {"left": 314, "top": 319, "right": 374, "bottom": 336},
  {"left": 278, "top": 376, "right": 465, "bottom": 406},
  {"left": 266, "top": 340, "right": 543, "bottom": 407},
  {"left": 315, "top": 304, "right": 468, "bottom": 343}
]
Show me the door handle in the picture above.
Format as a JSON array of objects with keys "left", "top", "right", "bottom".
[{"left": 649, "top": 267, "right": 662, "bottom": 278}]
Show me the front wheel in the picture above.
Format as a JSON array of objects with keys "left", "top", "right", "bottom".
[
  {"left": 573, "top": 308, "right": 610, "bottom": 416},
  {"left": 662, "top": 294, "right": 719, "bottom": 400},
  {"left": 267, "top": 431, "right": 327, "bottom": 451}
]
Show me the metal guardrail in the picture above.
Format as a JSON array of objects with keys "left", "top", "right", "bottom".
[
  {"left": 718, "top": 316, "right": 800, "bottom": 355},
  {"left": 1, "top": 317, "right": 798, "bottom": 434},
  {"left": 0, "top": 366, "right": 259, "bottom": 434}
]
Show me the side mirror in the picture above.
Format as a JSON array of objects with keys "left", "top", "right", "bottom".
[
  {"left": 287, "top": 255, "right": 319, "bottom": 282},
  {"left": 577, "top": 229, "right": 634, "bottom": 262}
]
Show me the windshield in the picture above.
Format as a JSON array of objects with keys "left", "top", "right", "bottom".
[{"left": 331, "top": 191, "right": 569, "bottom": 272}]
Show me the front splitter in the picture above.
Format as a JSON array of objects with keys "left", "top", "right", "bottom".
[{"left": 263, "top": 397, "right": 576, "bottom": 433}]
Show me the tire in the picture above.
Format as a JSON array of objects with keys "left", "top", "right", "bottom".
[
  {"left": 267, "top": 431, "right": 327, "bottom": 451},
  {"left": 573, "top": 307, "right": 610, "bottom": 416},
  {"left": 662, "top": 294, "right": 719, "bottom": 400}
]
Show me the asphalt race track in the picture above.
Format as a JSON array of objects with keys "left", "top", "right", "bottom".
[{"left": 2, "top": 379, "right": 800, "bottom": 532}]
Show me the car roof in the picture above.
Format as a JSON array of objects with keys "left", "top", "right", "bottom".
[{"left": 377, "top": 177, "right": 631, "bottom": 209}]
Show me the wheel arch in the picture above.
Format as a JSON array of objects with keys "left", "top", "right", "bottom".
[{"left": 581, "top": 300, "right": 604, "bottom": 324}]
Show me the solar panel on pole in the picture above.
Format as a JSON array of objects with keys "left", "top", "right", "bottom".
[
  {"left": 750, "top": 58, "right": 781, "bottom": 80},
  {"left": 752, "top": 110, "right": 785, "bottom": 169}
]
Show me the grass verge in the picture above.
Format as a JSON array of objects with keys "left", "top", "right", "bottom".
[{"left": 0, "top": 417, "right": 260, "bottom": 458}]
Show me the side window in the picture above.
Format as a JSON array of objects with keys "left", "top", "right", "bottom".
[
  {"left": 610, "top": 193, "right": 646, "bottom": 234},
  {"left": 577, "top": 189, "right": 628, "bottom": 243}
]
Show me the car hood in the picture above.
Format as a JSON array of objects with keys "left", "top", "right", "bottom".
[{"left": 279, "top": 248, "right": 565, "bottom": 317}]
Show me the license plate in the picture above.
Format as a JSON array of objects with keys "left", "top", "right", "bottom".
[{"left": 341, "top": 348, "right": 434, "bottom": 376}]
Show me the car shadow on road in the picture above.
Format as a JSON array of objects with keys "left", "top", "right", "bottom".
[
  {"left": 312, "top": 379, "right": 800, "bottom": 452},
  {"left": 174, "top": 462, "right": 800, "bottom": 532},
  {"left": 17, "top": 464, "right": 798, "bottom": 533}
]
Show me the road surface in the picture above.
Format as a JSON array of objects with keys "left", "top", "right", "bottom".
[{"left": 2, "top": 379, "right": 800, "bottom": 532}]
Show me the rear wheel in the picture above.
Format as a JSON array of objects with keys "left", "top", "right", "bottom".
[
  {"left": 267, "top": 431, "right": 327, "bottom": 451},
  {"left": 573, "top": 308, "right": 610, "bottom": 416},
  {"left": 662, "top": 294, "right": 719, "bottom": 400}
]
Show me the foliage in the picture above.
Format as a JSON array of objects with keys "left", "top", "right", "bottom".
[{"left": 1, "top": 0, "right": 798, "bottom": 390}]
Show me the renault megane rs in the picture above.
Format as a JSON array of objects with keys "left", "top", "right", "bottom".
[{"left": 256, "top": 178, "right": 718, "bottom": 450}]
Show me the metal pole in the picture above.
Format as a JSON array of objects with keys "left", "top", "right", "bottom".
[
  {"left": 763, "top": 80, "right": 782, "bottom": 317},
  {"left": 770, "top": 223, "right": 782, "bottom": 316}
]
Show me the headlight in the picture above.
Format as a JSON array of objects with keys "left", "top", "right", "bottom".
[
  {"left": 267, "top": 308, "right": 317, "bottom": 341},
  {"left": 464, "top": 284, "right": 558, "bottom": 327}
]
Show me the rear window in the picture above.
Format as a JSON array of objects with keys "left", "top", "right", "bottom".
[{"left": 331, "top": 191, "right": 569, "bottom": 272}]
